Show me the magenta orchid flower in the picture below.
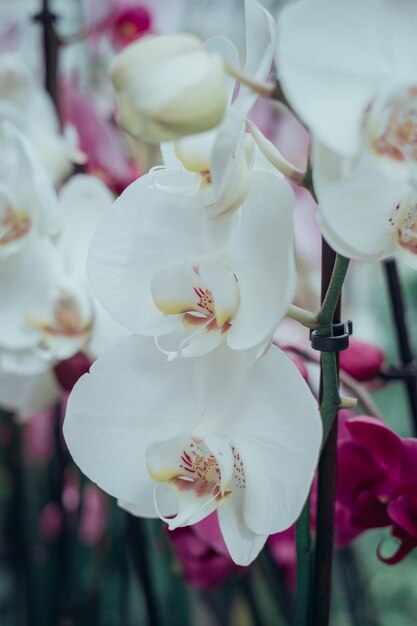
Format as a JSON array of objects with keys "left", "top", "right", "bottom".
[
  {"left": 336, "top": 415, "right": 417, "bottom": 563},
  {"left": 61, "top": 76, "right": 140, "bottom": 194}
]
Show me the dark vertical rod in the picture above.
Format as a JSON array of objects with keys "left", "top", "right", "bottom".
[
  {"left": 312, "top": 240, "right": 341, "bottom": 626},
  {"left": 383, "top": 258, "right": 417, "bottom": 434},
  {"left": 127, "top": 515, "right": 161, "bottom": 626},
  {"left": 35, "top": 0, "right": 60, "bottom": 117}
]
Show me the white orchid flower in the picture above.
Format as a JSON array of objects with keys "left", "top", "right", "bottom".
[
  {"left": 63, "top": 335, "right": 322, "bottom": 566},
  {"left": 57, "top": 174, "right": 128, "bottom": 358},
  {"left": 0, "top": 121, "right": 59, "bottom": 258},
  {"left": 0, "top": 175, "right": 126, "bottom": 377},
  {"left": 0, "top": 234, "right": 93, "bottom": 375},
  {"left": 0, "top": 54, "right": 72, "bottom": 184},
  {"left": 151, "top": 0, "right": 278, "bottom": 221},
  {"left": 276, "top": 0, "right": 417, "bottom": 266},
  {"left": 87, "top": 167, "right": 295, "bottom": 362}
]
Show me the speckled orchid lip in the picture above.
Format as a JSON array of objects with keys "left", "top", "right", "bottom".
[
  {"left": 147, "top": 432, "right": 245, "bottom": 530},
  {"left": 365, "top": 86, "right": 417, "bottom": 168},
  {"left": 0, "top": 205, "right": 31, "bottom": 255},
  {"left": 27, "top": 290, "right": 93, "bottom": 361}
]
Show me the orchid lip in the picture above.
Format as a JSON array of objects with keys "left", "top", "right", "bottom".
[
  {"left": 147, "top": 432, "right": 245, "bottom": 530},
  {"left": 151, "top": 261, "right": 240, "bottom": 359},
  {"left": 365, "top": 85, "right": 417, "bottom": 176},
  {"left": 26, "top": 291, "right": 93, "bottom": 359},
  {"left": 0, "top": 206, "right": 31, "bottom": 256}
]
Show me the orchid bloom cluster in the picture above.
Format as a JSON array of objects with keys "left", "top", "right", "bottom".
[
  {"left": 277, "top": 0, "right": 417, "bottom": 268},
  {"left": 0, "top": 54, "right": 127, "bottom": 420},
  {"left": 63, "top": 0, "right": 323, "bottom": 567}
]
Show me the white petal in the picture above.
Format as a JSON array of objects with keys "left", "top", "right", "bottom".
[
  {"left": 0, "top": 348, "right": 49, "bottom": 376},
  {"left": 0, "top": 370, "right": 59, "bottom": 422},
  {"left": 192, "top": 342, "right": 248, "bottom": 419},
  {"left": 210, "top": 111, "right": 245, "bottom": 198},
  {"left": 149, "top": 165, "right": 199, "bottom": 196},
  {"left": 218, "top": 490, "right": 268, "bottom": 566},
  {"left": 156, "top": 320, "right": 224, "bottom": 361},
  {"left": 118, "top": 488, "right": 176, "bottom": 518},
  {"left": 205, "top": 138, "right": 252, "bottom": 220},
  {"left": 87, "top": 174, "right": 206, "bottom": 335},
  {"left": 0, "top": 121, "right": 59, "bottom": 237},
  {"left": 58, "top": 174, "right": 114, "bottom": 277},
  {"left": 227, "top": 170, "right": 296, "bottom": 350},
  {"left": 232, "top": 0, "right": 276, "bottom": 119},
  {"left": 63, "top": 334, "right": 199, "bottom": 506},
  {"left": 276, "top": 0, "right": 390, "bottom": 155},
  {"left": 314, "top": 142, "right": 404, "bottom": 260},
  {"left": 0, "top": 236, "right": 61, "bottom": 350},
  {"left": 222, "top": 345, "right": 322, "bottom": 535},
  {"left": 151, "top": 261, "right": 202, "bottom": 315},
  {"left": 88, "top": 296, "right": 129, "bottom": 359},
  {"left": 204, "top": 36, "right": 240, "bottom": 104}
]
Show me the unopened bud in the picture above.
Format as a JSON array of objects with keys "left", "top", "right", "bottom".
[{"left": 111, "top": 34, "right": 227, "bottom": 144}]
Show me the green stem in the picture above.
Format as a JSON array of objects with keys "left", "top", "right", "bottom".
[
  {"left": 295, "top": 252, "right": 349, "bottom": 626},
  {"left": 286, "top": 305, "right": 318, "bottom": 329},
  {"left": 317, "top": 255, "right": 350, "bottom": 328},
  {"left": 320, "top": 351, "right": 341, "bottom": 444}
]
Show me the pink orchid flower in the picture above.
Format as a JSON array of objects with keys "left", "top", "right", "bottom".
[
  {"left": 61, "top": 76, "right": 140, "bottom": 194},
  {"left": 336, "top": 415, "right": 417, "bottom": 563}
]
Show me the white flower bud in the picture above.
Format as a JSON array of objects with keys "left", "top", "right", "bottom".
[{"left": 111, "top": 34, "right": 227, "bottom": 144}]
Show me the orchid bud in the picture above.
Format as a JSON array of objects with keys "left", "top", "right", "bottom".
[{"left": 111, "top": 34, "right": 227, "bottom": 144}]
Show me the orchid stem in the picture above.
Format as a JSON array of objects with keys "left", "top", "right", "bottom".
[
  {"left": 311, "top": 242, "right": 349, "bottom": 626},
  {"left": 294, "top": 242, "right": 348, "bottom": 626},
  {"left": 339, "top": 394, "right": 357, "bottom": 410},
  {"left": 224, "top": 61, "right": 276, "bottom": 98},
  {"left": 316, "top": 253, "right": 349, "bottom": 328},
  {"left": 286, "top": 305, "right": 318, "bottom": 329}
]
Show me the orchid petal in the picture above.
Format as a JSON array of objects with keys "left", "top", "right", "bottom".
[
  {"left": 58, "top": 174, "right": 114, "bottom": 277},
  {"left": 0, "top": 370, "right": 59, "bottom": 421},
  {"left": 210, "top": 111, "right": 244, "bottom": 198},
  {"left": 204, "top": 36, "right": 240, "bottom": 103},
  {"left": 232, "top": 0, "right": 276, "bottom": 119},
  {"left": 0, "top": 236, "right": 62, "bottom": 351},
  {"left": 149, "top": 165, "right": 199, "bottom": 197},
  {"left": 222, "top": 345, "right": 322, "bottom": 535},
  {"left": 314, "top": 143, "right": 404, "bottom": 260},
  {"left": 205, "top": 137, "right": 253, "bottom": 220},
  {"left": 276, "top": 0, "right": 389, "bottom": 156},
  {"left": 63, "top": 334, "right": 198, "bottom": 507},
  {"left": 151, "top": 262, "right": 202, "bottom": 316},
  {"left": 192, "top": 342, "right": 248, "bottom": 420},
  {"left": 227, "top": 170, "right": 295, "bottom": 351},
  {"left": 218, "top": 488, "right": 268, "bottom": 566},
  {"left": 87, "top": 175, "right": 205, "bottom": 335},
  {"left": 156, "top": 319, "right": 224, "bottom": 361}
]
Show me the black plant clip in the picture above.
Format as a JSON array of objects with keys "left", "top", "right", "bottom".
[{"left": 310, "top": 320, "right": 353, "bottom": 353}]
